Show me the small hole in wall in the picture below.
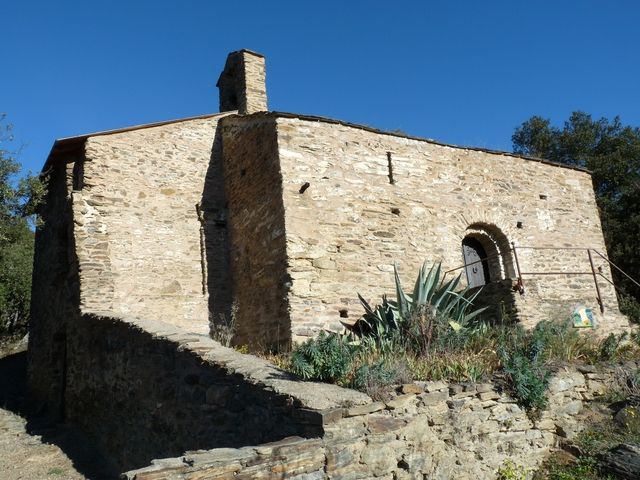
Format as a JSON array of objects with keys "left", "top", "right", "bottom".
[
  {"left": 336, "top": 245, "right": 342, "bottom": 253},
  {"left": 299, "top": 182, "right": 311, "bottom": 194},
  {"left": 517, "top": 221, "right": 523, "bottom": 229},
  {"left": 339, "top": 309, "right": 349, "bottom": 318},
  {"left": 391, "top": 207, "right": 400, "bottom": 216},
  {"left": 240, "top": 168, "right": 247, "bottom": 177},
  {"left": 539, "top": 194, "right": 548, "bottom": 200}
]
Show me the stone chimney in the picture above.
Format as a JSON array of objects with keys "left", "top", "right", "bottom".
[{"left": 217, "top": 49, "right": 267, "bottom": 114}]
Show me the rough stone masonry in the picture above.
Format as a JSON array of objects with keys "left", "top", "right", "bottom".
[{"left": 28, "top": 49, "right": 629, "bottom": 418}]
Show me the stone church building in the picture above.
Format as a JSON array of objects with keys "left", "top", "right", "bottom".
[
  {"left": 25, "top": 50, "right": 634, "bottom": 475},
  {"left": 30, "top": 49, "right": 628, "bottom": 372}
]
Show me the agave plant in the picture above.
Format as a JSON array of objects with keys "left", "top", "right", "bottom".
[
  {"left": 346, "top": 261, "right": 487, "bottom": 352},
  {"left": 397, "top": 261, "right": 487, "bottom": 329}
]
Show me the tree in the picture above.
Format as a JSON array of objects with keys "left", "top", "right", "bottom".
[
  {"left": 512, "top": 112, "right": 640, "bottom": 322},
  {"left": 0, "top": 114, "right": 45, "bottom": 337}
]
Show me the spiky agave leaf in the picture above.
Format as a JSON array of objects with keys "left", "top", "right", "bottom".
[{"left": 394, "top": 262, "right": 411, "bottom": 318}]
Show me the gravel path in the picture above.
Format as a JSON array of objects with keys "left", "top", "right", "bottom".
[{"left": 0, "top": 408, "right": 86, "bottom": 480}]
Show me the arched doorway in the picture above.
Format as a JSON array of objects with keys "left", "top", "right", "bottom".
[
  {"left": 462, "top": 237, "right": 491, "bottom": 287},
  {"left": 462, "top": 223, "right": 515, "bottom": 287}
]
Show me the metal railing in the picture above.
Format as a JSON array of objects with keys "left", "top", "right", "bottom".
[{"left": 446, "top": 244, "right": 640, "bottom": 314}]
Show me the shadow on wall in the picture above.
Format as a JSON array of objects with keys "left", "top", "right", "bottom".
[
  {"left": 0, "top": 347, "right": 118, "bottom": 479},
  {"left": 62, "top": 313, "right": 319, "bottom": 473},
  {"left": 200, "top": 117, "right": 293, "bottom": 353},
  {"left": 200, "top": 127, "right": 234, "bottom": 338}
]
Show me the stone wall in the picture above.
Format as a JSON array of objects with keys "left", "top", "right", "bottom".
[
  {"left": 74, "top": 115, "right": 230, "bottom": 334},
  {"left": 28, "top": 150, "right": 80, "bottom": 419},
  {"left": 220, "top": 116, "right": 292, "bottom": 350},
  {"left": 270, "top": 113, "right": 626, "bottom": 341},
  {"left": 31, "top": 108, "right": 628, "bottom": 366},
  {"left": 64, "top": 311, "right": 369, "bottom": 472},
  {"left": 125, "top": 350, "right": 636, "bottom": 479}
]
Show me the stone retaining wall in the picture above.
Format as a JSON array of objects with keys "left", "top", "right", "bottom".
[
  {"left": 64, "top": 312, "right": 369, "bottom": 472},
  {"left": 124, "top": 347, "right": 637, "bottom": 479}
]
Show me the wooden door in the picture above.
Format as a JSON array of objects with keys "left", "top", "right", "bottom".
[{"left": 462, "top": 237, "right": 490, "bottom": 287}]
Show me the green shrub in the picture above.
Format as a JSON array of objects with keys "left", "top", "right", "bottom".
[
  {"left": 282, "top": 259, "right": 640, "bottom": 410},
  {"left": 497, "top": 324, "right": 551, "bottom": 413},
  {"left": 500, "top": 350, "right": 550, "bottom": 412},
  {"left": 530, "top": 319, "right": 590, "bottom": 362},
  {"left": 620, "top": 294, "right": 640, "bottom": 325},
  {"left": 598, "top": 332, "right": 628, "bottom": 361},
  {"left": 604, "top": 367, "right": 640, "bottom": 403},
  {"left": 0, "top": 221, "right": 34, "bottom": 337},
  {"left": 497, "top": 459, "right": 527, "bottom": 480},
  {"left": 352, "top": 358, "right": 410, "bottom": 400},
  {"left": 349, "top": 261, "right": 486, "bottom": 355},
  {"left": 407, "top": 351, "right": 495, "bottom": 383},
  {"left": 537, "top": 457, "right": 603, "bottom": 480},
  {"left": 289, "top": 332, "right": 355, "bottom": 384}
]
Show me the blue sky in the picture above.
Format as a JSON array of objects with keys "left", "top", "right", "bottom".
[{"left": 3, "top": 0, "right": 640, "bottom": 175}]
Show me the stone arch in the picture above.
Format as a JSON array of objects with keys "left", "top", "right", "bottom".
[
  {"left": 463, "top": 223, "right": 516, "bottom": 283},
  {"left": 451, "top": 208, "right": 517, "bottom": 285}
]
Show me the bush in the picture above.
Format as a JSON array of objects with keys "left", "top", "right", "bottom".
[
  {"left": 406, "top": 351, "right": 496, "bottom": 383},
  {"left": 529, "top": 319, "right": 592, "bottom": 363},
  {"left": 620, "top": 294, "right": 640, "bottom": 325},
  {"left": 497, "top": 324, "right": 551, "bottom": 413},
  {"left": 497, "top": 460, "right": 527, "bottom": 480},
  {"left": 352, "top": 358, "right": 410, "bottom": 400},
  {"left": 348, "top": 261, "right": 486, "bottom": 355},
  {"left": 598, "top": 332, "right": 628, "bottom": 361},
  {"left": 0, "top": 115, "right": 46, "bottom": 338},
  {"left": 210, "top": 302, "right": 238, "bottom": 347},
  {"left": 289, "top": 331, "right": 355, "bottom": 384},
  {"left": 283, "top": 259, "right": 640, "bottom": 411},
  {"left": 501, "top": 351, "right": 550, "bottom": 412},
  {"left": 0, "top": 221, "right": 34, "bottom": 337}
]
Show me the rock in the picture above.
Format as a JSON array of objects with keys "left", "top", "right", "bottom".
[
  {"left": 367, "top": 416, "right": 406, "bottom": 434},
  {"left": 559, "top": 400, "right": 583, "bottom": 416},
  {"left": 614, "top": 405, "right": 640, "bottom": 429},
  {"left": 448, "top": 384, "right": 463, "bottom": 395},
  {"left": 386, "top": 394, "right": 416, "bottom": 410},
  {"left": 577, "top": 365, "right": 596, "bottom": 374},
  {"left": 600, "top": 443, "right": 640, "bottom": 479},
  {"left": 477, "top": 391, "right": 500, "bottom": 401},
  {"left": 424, "top": 381, "right": 448, "bottom": 393},
  {"left": 548, "top": 372, "right": 585, "bottom": 394},
  {"left": 559, "top": 439, "right": 582, "bottom": 458},
  {"left": 312, "top": 257, "right": 336, "bottom": 270},
  {"left": 345, "top": 402, "right": 385, "bottom": 417},
  {"left": 400, "top": 383, "right": 423, "bottom": 395},
  {"left": 475, "top": 383, "right": 493, "bottom": 393},
  {"left": 419, "top": 390, "right": 449, "bottom": 407},
  {"left": 587, "top": 380, "right": 606, "bottom": 396},
  {"left": 360, "top": 442, "right": 401, "bottom": 476},
  {"left": 535, "top": 418, "right": 556, "bottom": 431},
  {"left": 463, "top": 384, "right": 477, "bottom": 393},
  {"left": 556, "top": 419, "right": 581, "bottom": 439}
]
